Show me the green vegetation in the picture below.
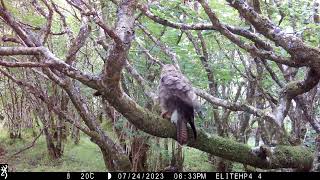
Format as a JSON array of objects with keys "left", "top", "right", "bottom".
[
  {"left": 0, "top": 128, "right": 214, "bottom": 172},
  {"left": 0, "top": 129, "right": 105, "bottom": 171}
]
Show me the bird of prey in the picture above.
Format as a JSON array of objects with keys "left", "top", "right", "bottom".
[{"left": 158, "top": 64, "right": 201, "bottom": 145}]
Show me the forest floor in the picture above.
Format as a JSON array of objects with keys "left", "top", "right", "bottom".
[
  {"left": 0, "top": 126, "right": 221, "bottom": 172},
  {"left": 0, "top": 132, "right": 106, "bottom": 171}
]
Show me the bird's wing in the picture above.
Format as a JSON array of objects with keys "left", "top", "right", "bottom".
[{"left": 160, "top": 71, "right": 198, "bottom": 107}]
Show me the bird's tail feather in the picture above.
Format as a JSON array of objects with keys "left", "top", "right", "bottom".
[
  {"left": 177, "top": 116, "right": 188, "bottom": 145},
  {"left": 189, "top": 118, "right": 197, "bottom": 140},
  {"left": 174, "top": 97, "right": 197, "bottom": 145}
]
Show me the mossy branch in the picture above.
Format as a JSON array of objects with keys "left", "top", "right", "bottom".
[{"left": 101, "top": 87, "right": 314, "bottom": 170}]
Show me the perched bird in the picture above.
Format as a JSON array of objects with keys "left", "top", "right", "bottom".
[{"left": 158, "top": 64, "right": 201, "bottom": 145}]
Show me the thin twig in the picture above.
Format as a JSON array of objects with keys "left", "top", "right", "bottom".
[{"left": 8, "top": 128, "right": 44, "bottom": 159}]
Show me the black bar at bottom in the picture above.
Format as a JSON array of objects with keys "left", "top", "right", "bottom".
[{"left": 2, "top": 172, "right": 320, "bottom": 180}]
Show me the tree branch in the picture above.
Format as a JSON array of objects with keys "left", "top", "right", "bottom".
[
  {"left": 226, "top": 0, "right": 320, "bottom": 69},
  {"left": 9, "top": 128, "right": 44, "bottom": 158},
  {"left": 0, "top": 46, "right": 99, "bottom": 89},
  {"left": 273, "top": 69, "right": 320, "bottom": 126},
  {"left": 0, "top": 59, "right": 51, "bottom": 67},
  {"left": 197, "top": 0, "right": 303, "bottom": 68},
  {"left": 137, "top": 23, "right": 180, "bottom": 70},
  {"left": 138, "top": 3, "right": 272, "bottom": 51}
]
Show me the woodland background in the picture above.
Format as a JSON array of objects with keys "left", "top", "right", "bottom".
[{"left": 0, "top": 0, "right": 320, "bottom": 172}]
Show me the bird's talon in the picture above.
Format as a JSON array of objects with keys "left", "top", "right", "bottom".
[{"left": 161, "top": 111, "right": 171, "bottom": 119}]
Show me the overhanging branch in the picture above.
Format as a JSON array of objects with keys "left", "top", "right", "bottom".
[{"left": 0, "top": 46, "right": 100, "bottom": 89}]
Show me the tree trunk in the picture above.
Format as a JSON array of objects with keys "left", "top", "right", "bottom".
[
  {"left": 312, "top": 135, "right": 320, "bottom": 171},
  {"left": 130, "top": 136, "right": 150, "bottom": 171}
]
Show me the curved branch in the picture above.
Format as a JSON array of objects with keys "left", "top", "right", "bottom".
[
  {"left": 194, "top": 88, "right": 276, "bottom": 123},
  {"left": 197, "top": 0, "right": 303, "bottom": 68},
  {"left": 274, "top": 69, "right": 320, "bottom": 126},
  {"left": 226, "top": 0, "right": 320, "bottom": 67},
  {"left": 94, "top": 0, "right": 314, "bottom": 170},
  {"left": 9, "top": 128, "right": 44, "bottom": 158},
  {"left": 137, "top": 23, "right": 180, "bottom": 70},
  {"left": 0, "top": 46, "right": 100, "bottom": 89},
  {"left": 98, "top": 84, "right": 313, "bottom": 169},
  {"left": 138, "top": 3, "right": 272, "bottom": 51}
]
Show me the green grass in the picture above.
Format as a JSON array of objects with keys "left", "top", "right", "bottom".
[
  {"left": 183, "top": 147, "right": 214, "bottom": 171},
  {"left": 0, "top": 129, "right": 105, "bottom": 172},
  {"left": 0, "top": 126, "right": 214, "bottom": 172}
]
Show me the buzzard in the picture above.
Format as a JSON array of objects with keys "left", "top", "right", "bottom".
[{"left": 158, "top": 64, "right": 201, "bottom": 145}]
